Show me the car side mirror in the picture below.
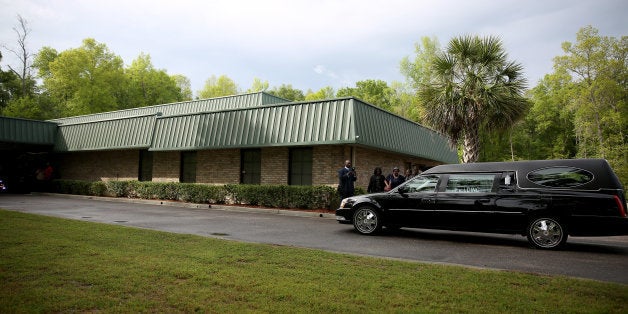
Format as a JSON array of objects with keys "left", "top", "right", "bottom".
[{"left": 499, "top": 185, "right": 515, "bottom": 191}]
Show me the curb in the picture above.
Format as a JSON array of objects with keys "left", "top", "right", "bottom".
[{"left": 36, "top": 193, "right": 337, "bottom": 219}]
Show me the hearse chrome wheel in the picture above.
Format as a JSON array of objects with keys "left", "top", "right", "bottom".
[
  {"left": 527, "top": 217, "right": 567, "bottom": 249},
  {"left": 353, "top": 207, "right": 381, "bottom": 235}
]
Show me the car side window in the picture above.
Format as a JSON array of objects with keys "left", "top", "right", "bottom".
[
  {"left": 445, "top": 174, "right": 496, "bottom": 193},
  {"left": 403, "top": 175, "right": 440, "bottom": 193},
  {"left": 527, "top": 167, "right": 594, "bottom": 188}
]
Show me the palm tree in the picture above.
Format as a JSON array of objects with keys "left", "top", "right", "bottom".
[{"left": 420, "top": 35, "right": 529, "bottom": 163}]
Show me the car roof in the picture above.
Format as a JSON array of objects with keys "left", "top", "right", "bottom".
[{"left": 423, "top": 159, "right": 623, "bottom": 190}]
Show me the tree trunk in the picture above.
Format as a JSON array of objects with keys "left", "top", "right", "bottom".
[{"left": 462, "top": 120, "right": 480, "bottom": 163}]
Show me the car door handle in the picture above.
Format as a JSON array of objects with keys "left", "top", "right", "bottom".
[
  {"left": 422, "top": 198, "right": 436, "bottom": 204},
  {"left": 476, "top": 199, "right": 491, "bottom": 204}
]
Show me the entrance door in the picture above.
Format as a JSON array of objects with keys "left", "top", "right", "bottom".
[{"left": 241, "top": 149, "right": 261, "bottom": 184}]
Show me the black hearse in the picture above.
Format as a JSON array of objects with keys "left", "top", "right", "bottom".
[{"left": 336, "top": 159, "right": 627, "bottom": 249}]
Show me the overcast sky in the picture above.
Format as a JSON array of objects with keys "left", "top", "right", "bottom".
[{"left": 1, "top": 0, "right": 626, "bottom": 96}]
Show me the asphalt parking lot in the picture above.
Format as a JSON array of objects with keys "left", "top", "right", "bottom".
[{"left": 2, "top": 193, "right": 628, "bottom": 285}]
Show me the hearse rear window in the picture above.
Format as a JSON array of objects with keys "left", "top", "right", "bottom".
[
  {"left": 527, "top": 167, "right": 594, "bottom": 188},
  {"left": 445, "top": 174, "right": 496, "bottom": 193}
]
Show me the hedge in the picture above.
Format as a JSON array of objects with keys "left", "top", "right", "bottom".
[{"left": 50, "top": 180, "right": 366, "bottom": 210}]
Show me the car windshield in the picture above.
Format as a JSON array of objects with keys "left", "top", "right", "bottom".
[{"left": 400, "top": 175, "right": 440, "bottom": 193}]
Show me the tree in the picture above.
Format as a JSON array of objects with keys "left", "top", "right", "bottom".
[
  {"left": 419, "top": 35, "right": 529, "bottom": 163},
  {"left": 1, "top": 15, "right": 36, "bottom": 97},
  {"left": 198, "top": 75, "right": 238, "bottom": 99},
  {"left": 34, "top": 38, "right": 126, "bottom": 116},
  {"left": 480, "top": 71, "right": 578, "bottom": 162},
  {"left": 172, "top": 74, "right": 193, "bottom": 101},
  {"left": 400, "top": 36, "right": 441, "bottom": 90},
  {"left": 124, "top": 53, "right": 182, "bottom": 108},
  {"left": 388, "top": 81, "right": 422, "bottom": 122},
  {"left": 398, "top": 37, "right": 443, "bottom": 123},
  {"left": 304, "top": 86, "right": 334, "bottom": 101},
  {"left": 1, "top": 94, "right": 59, "bottom": 120},
  {"left": 246, "top": 77, "right": 269, "bottom": 93},
  {"left": 0, "top": 52, "right": 22, "bottom": 111},
  {"left": 552, "top": 26, "right": 627, "bottom": 183},
  {"left": 336, "top": 79, "right": 394, "bottom": 111},
  {"left": 267, "top": 84, "right": 305, "bottom": 101}
]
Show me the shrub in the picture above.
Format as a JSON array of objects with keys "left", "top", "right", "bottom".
[{"left": 51, "top": 180, "right": 350, "bottom": 210}]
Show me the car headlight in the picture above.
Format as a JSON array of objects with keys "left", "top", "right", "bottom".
[{"left": 340, "top": 198, "right": 355, "bottom": 208}]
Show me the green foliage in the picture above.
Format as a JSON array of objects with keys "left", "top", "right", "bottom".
[
  {"left": 2, "top": 210, "right": 627, "bottom": 313},
  {"left": 198, "top": 74, "right": 239, "bottom": 99},
  {"left": 1, "top": 95, "right": 59, "bottom": 120},
  {"left": 554, "top": 26, "right": 627, "bottom": 184},
  {"left": 171, "top": 74, "right": 193, "bottom": 101},
  {"left": 337, "top": 79, "right": 394, "bottom": 111},
  {"left": 123, "top": 53, "right": 183, "bottom": 109},
  {"left": 51, "top": 180, "right": 93, "bottom": 195},
  {"left": 267, "top": 84, "right": 305, "bottom": 101},
  {"left": 0, "top": 59, "right": 24, "bottom": 111},
  {"left": 246, "top": 77, "right": 269, "bottom": 93},
  {"left": 400, "top": 36, "right": 441, "bottom": 90},
  {"left": 482, "top": 26, "right": 626, "bottom": 186},
  {"left": 36, "top": 38, "right": 127, "bottom": 116},
  {"left": 419, "top": 35, "right": 530, "bottom": 163},
  {"left": 304, "top": 86, "right": 335, "bottom": 101},
  {"left": 51, "top": 180, "right": 342, "bottom": 210},
  {"left": 224, "top": 184, "right": 337, "bottom": 209}
]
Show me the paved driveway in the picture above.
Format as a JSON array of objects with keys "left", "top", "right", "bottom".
[{"left": 2, "top": 193, "right": 628, "bottom": 285}]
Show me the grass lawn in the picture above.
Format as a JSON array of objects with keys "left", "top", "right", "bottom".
[{"left": 1, "top": 209, "right": 626, "bottom": 313}]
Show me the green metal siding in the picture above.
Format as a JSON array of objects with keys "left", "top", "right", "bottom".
[
  {"left": 148, "top": 98, "right": 457, "bottom": 163},
  {"left": 53, "top": 115, "right": 157, "bottom": 151},
  {"left": 1, "top": 92, "right": 456, "bottom": 163},
  {"left": 151, "top": 99, "right": 355, "bottom": 151},
  {"left": 0, "top": 116, "right": 57, "bottom": 145},
  {"left": 352, "top": 99, "right": 457, "bottom": 163}
]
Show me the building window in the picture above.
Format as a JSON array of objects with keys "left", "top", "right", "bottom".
[
  {"left": 138, "top": 150, "right": 153, "bottom": 181},
  {"left": 241, "top": 149, "right": 261, "bottom": 184},
  {"left": 180, "top": 151, "right": 197, "bottom": 183},
  {"left": 289, "top": 147, "right": 312, "bottom": 185}
]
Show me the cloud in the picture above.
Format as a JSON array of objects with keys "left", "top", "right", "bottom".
[{"left": 1, "top": 0, "right": 626, "bottom": 94}]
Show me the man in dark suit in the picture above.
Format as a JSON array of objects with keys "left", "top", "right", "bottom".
[{"left": 338, "top": 160, "right": 357, "bottom": 200}]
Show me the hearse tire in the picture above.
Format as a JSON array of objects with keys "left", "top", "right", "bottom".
[
  {"left": 353, "top": 206, "right": 382, "bottom": 235},
  {"left": 526, "top": 217, "right": 568, "bottom": 249}
]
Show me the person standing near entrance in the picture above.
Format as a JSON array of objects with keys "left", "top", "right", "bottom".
[
  {"left": 367, "top": 167, "right": 386, "bottom": 193},
  {"left": 338, "top": 160, "right": 357, "bottom": 200},
  {"left": 385, "top": 167, "right": 405, "bottom": 191}
]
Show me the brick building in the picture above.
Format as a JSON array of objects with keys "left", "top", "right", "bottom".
[{"left": 1, "top": 92, "right": 457, "bottom": 190}]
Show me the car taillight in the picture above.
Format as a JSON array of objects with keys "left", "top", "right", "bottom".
[{"left": 614, "top": 195, "right": 627, "bottom": 217}]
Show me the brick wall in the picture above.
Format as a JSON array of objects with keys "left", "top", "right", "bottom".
[
  {"left": 313, "top": 145, "right": 442, "bottom": 189},
  {"left": 261, "top": 147, "right": 288, "bottom": 185},
  {"left": 152, "top": 151, "right": 180, "bottom": 182},
  {"left": 354, "top": 146, "right": 440, "bottom": 188},
  {"left": 55, "top": 145, "right": 446, "bottom": 187},
  {"left": 312, "top": 145, "right": 346, "bottom": 186},
  {"left": 56, "top": 150, "right": 139, "bottom": 181},
  {"left": 197, "top": 149, "right": 240, "bottom": 184}
]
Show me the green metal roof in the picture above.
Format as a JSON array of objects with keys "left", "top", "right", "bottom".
[
  {"left": 353, "top": 99, "right": 458, "bottom": 163},
  {"left": 0, "top": 116, "right": 57, "bottom": 147},
  {"left": 48, "top": 92, "right": 290, "bottom": 125},
  {"left": 2, "top": 92, "right": 456, "bottom": 163},
  {"left": 151, "top": 99, "right": 355, "bottom": 151},
  {"left": 148, "top": 97, "right": 458, "bottom": 163},
  {"left": 53, "top": 114, "right": 157, "bottom": 151}
]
